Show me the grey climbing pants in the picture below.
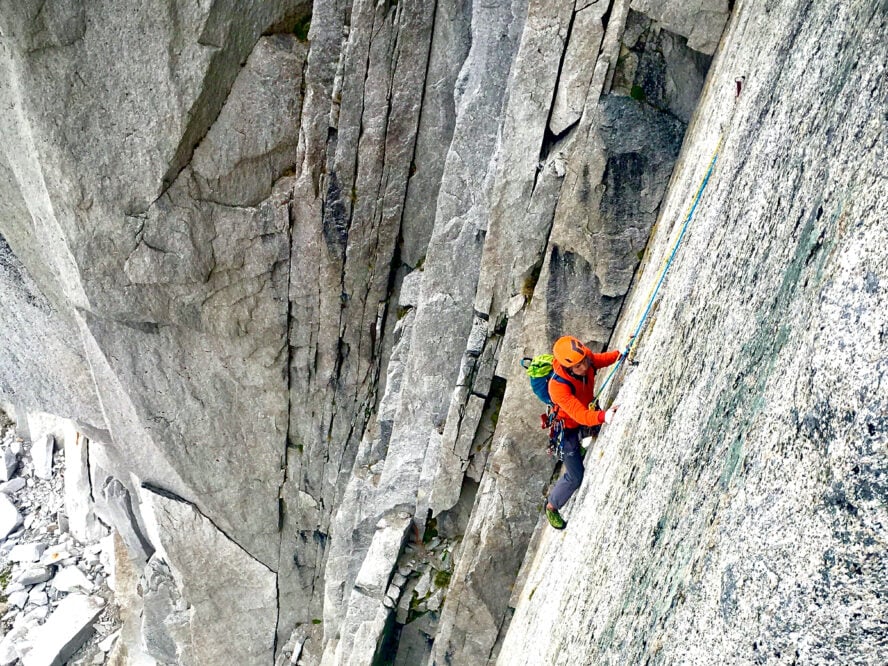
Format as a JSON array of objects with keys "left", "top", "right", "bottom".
[{"left": 548, "top": 427, "right": 584, "bottom": 510}]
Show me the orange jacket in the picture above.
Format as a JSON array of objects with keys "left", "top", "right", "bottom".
[{"left": 548, "top": 349, "right": 620, "bottom": 428}]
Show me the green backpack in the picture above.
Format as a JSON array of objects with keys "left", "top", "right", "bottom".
[{"left": 520, "top": 354, "right": 572, "bottom": 405}]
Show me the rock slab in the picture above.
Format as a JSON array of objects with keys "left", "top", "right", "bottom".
[
  {"left": 0, "top": 493, "right": 22, "bottom": 539},
  {"left": 139, "top": 486, "right": 278, "bottom": 665},
  {"left": 20, "top": 593, "right": 104, "bottom": 666},
  {"left": 31, "top": 434, "right": 54, "bottom": 480}
]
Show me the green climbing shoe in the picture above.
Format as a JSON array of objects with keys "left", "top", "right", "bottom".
[
  {"left": 579, "top": 445, "right": 588, "bottom": 458},
  {"left": 546, "top": 507, "right": 566, "bottom": 530}
]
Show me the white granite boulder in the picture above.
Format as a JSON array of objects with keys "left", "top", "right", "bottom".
[
  {"left": 7, "top": 542, "right": 46, "bottom": 563},
  {"left": 51, "top": 565, "right": 94, "bottom": 593},
  {"left": 16, "top": 567, "right": 53, "bottom": 586},
  {"left": 0, "top": 478, "right": 26, "bottom": 495},
  {"left": 19, "top": 593, "right": 104, "bottom": 666},
  {"left": 0, "top": 493, "right": 22, "bottom": 540}
]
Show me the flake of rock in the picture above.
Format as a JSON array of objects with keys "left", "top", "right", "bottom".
[
  {"left": 97, "top": 630, "right": 119, "bottom": 653},
  {"left": 392, "top": 573, "right": 407, "bottom": 588},
  {"left": 398, "top": 270, "right": 422, "bottom": 308},
  {"left": 98, "top": 535, "right": 114, "bottom": 586},
  {"left": 39, "top": 545, "right": 70, "bottom": 566},
  {"left": 10, "top": 440, "right": 22, "bottom": 456},
  {"left": 64, "top": 429, "right": 105, "bottom": 543},
  {"left": 5, "top": 582, "right": 25, "bottom": 595},
  {"left": 31, "top": 434, "right": 54, "bottom": 481},
  {"left": 382, "top": 596, "right": 395, "bottom": 609},
  {"left": 506, "top": 294, "right": 526, "bottom": 318},
  {"left": 353, "top": 514, "right": 414, "bottom": 599},
  {"left": 9, "top": 542, "right": 47, "bottom": 563},
  {"left": 17, "top": 567, "right": 53, "bottom": 586},
  {"left": 9, "top": 590, "right": 29, "bottom": 609},
  {"left": 415, "top": 570, "right": 432, "bottom": 599},
  {"left": 19, "top": 594, "right": 104, "bottom": 666},
  {"left": 386, "top": 584, "right": 400, "bottom": 601},
  {"left": 0, "top": 494, "right": 23, "bottom": 539},
  {"left": 427, "top": 589, "right": 444, "bottom": 612},
  {"left": 275, "top": 627, "right": 306, "bottom": 666},
  {"left": 398, "top": 575, "right": 419, "bottom": 611},
  {"left": 0, "top": 448, "right": 17, "bottom": 482},
  {"left": 52, "top": 566, "right": 94, "bottom": 593},
  {"left": 28, "top": 591, "right": 48, "bottom": 606},
  {"left": 466, "top": 316, "right": 488, "bottom": 356}
]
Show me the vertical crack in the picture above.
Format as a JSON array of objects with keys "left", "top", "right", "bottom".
[
  {"left": 83, "top": 432, "right": 95, "bottom": 502},
  {"left": 276, "top": 186, "right": 296, "bottom": 659},
  {"left": 282, "top": 188, "right": 296, "bottom": 496},
  {"left": 532, "top": 6, "right": 579, "bottom": 198}
]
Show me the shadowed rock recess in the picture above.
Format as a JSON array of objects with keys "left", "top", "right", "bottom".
[{"left": 0, "top": 0, "right": 884, "bottom": 664}]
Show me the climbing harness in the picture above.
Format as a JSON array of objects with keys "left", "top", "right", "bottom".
[
  {"left": 594, "top": 145, "right": 721, "bottom": 403},
  {"left": 543, "top": 405, "right": 566, "bottom": 460}
]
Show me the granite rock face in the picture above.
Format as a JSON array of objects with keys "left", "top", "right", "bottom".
[
  {"left": 496, "top": 1, "right": 888, "bottom": 665},
  {"left": 2, "top": 0, "right": 883, "bottom": 665}
]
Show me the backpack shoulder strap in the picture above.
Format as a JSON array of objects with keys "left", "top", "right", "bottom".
[
  {"left": 547, "top": 374, "right": 575, "bottom": 421},
  {"left": 550, "top": 373, "right": 575, "bottom": 395}
]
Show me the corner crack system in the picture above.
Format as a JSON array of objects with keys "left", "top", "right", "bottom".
[
  {"left": 534, "top": 6, "right": 578, "bottom": 189},
  {"left": 275, "top": 187, "right": 296, "bottom": 654}
]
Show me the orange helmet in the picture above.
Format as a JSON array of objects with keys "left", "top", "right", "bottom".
[{"left": 553, "top": 335, "right": 588, "bottom": 368}]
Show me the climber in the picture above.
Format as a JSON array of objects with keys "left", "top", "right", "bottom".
[{"left": 545, "top": 335, "right": 621, "bottom": 530}]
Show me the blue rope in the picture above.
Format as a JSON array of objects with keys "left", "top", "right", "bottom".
[{"left": 594, "top": 151, "right": 719, "bottom": 402}]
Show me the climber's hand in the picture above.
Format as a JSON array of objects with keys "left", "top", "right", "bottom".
[{"left": 604, "top": 405, "right": 619, "bottom": 424}]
